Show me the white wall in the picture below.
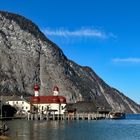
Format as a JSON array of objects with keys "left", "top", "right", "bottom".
[
  {"left": 32, "top": 103, "right": 66, "bottom": 115},
  {"left": 6, "top": 100, "right": 30, "bottom": 113}
]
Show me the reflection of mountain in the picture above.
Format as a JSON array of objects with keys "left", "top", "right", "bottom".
[{"left": 0, "top": 11, "right": 140, "bottom": 113}]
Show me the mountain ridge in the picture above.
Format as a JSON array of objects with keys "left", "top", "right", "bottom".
[{"left": 0, "top": 11, "right": 140, "bottom": 113}]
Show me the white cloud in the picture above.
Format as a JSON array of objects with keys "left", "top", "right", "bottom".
[
  {"left": 112, "top": 58, "right": 140, "bottom": 63},
  {"left": 42, "top": 27, "right": 116, "bottom": 39}
]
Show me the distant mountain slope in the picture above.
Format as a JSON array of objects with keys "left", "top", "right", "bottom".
[{"left": 0, "top": 11, "right": 140, "bottom": 113}]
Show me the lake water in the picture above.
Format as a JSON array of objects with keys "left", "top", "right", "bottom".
[{"left": 5, "top": 114, "right": 140, "bottom": 140}]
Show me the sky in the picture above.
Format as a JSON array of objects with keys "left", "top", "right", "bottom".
[{"left": 0, "top": 0, "right": 140, "bottom": 103}]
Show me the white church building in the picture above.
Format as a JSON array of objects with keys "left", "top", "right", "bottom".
[{"left": 30, "top": 85, "right": 67, "bottom": 115}]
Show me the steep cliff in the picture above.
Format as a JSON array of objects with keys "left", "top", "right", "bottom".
[{"left": 0, "top": 11, "right": 140, "bottom": 113}]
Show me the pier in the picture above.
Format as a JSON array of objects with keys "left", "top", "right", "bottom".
[{"left": 27, "top": 112, "right": 109, "bottom": 121}]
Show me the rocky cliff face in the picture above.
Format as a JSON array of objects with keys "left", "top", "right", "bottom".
[{"left": 0, "top": 11, "right": 140, "bottom": 113}]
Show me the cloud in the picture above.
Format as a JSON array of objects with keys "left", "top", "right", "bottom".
[
  {"left": 42, "top": 27, "right": 116, "bottom": 39},
  {"left": 112, "top": 58, "right": 140, "bottom": 63}
]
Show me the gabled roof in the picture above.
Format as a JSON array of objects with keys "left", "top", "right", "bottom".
[
  {"left": 31, "top": 96, "right": 66, "bottom": 104},
  {"left": 2, "top": 96, "right": 30, "bottom": 103}
]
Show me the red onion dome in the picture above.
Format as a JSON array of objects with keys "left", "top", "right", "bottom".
[
  {"left": 53, "top": 85, "right": 59, "bottom": 91},
  {"left": 34, "top": 84, "right": 39, "bottom": 91}
]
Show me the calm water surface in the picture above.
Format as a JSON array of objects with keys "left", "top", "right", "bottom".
[{"left": 5, "top": 115, "right": 140, "bottom": 140}]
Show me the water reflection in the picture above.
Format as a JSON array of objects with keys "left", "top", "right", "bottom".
[
  {"left": 7, "top": 120, "right": 67, "bottom": 140},
  {"left": 6, "top": 119, "right": 140, "bottom": 140}
]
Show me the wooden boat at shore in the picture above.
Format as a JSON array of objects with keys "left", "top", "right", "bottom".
[{"left": 109, "top": 112, "right": 125, "bottom": 119}]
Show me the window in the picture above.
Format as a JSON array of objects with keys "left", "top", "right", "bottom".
[{"left": 61, "top": 106, "right": 64, "bottom": 110}]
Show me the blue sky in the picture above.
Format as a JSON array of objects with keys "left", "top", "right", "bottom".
[{"left": 1, "top": 0, "right": 140, "bottom": 103}]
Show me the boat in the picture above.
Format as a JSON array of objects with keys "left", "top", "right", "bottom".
[{"left": 109, "top": 112, "right": 125, "bottom": 119}]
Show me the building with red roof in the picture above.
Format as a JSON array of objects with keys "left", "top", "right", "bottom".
[{"left": 30, "top": 85, "right": 67, "bottom": 115}]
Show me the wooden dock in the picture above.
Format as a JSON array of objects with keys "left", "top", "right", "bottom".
[{"left": 27, "top": 113, "right": 109, "bottom": 121}]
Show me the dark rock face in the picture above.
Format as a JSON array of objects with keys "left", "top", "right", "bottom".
[{"left": 0, "top": 11, "right": 140, "bottom": 113}]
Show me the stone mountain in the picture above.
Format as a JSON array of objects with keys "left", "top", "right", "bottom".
[{"left": 0, "top": 11, "right": 140, "bottom": 113}]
